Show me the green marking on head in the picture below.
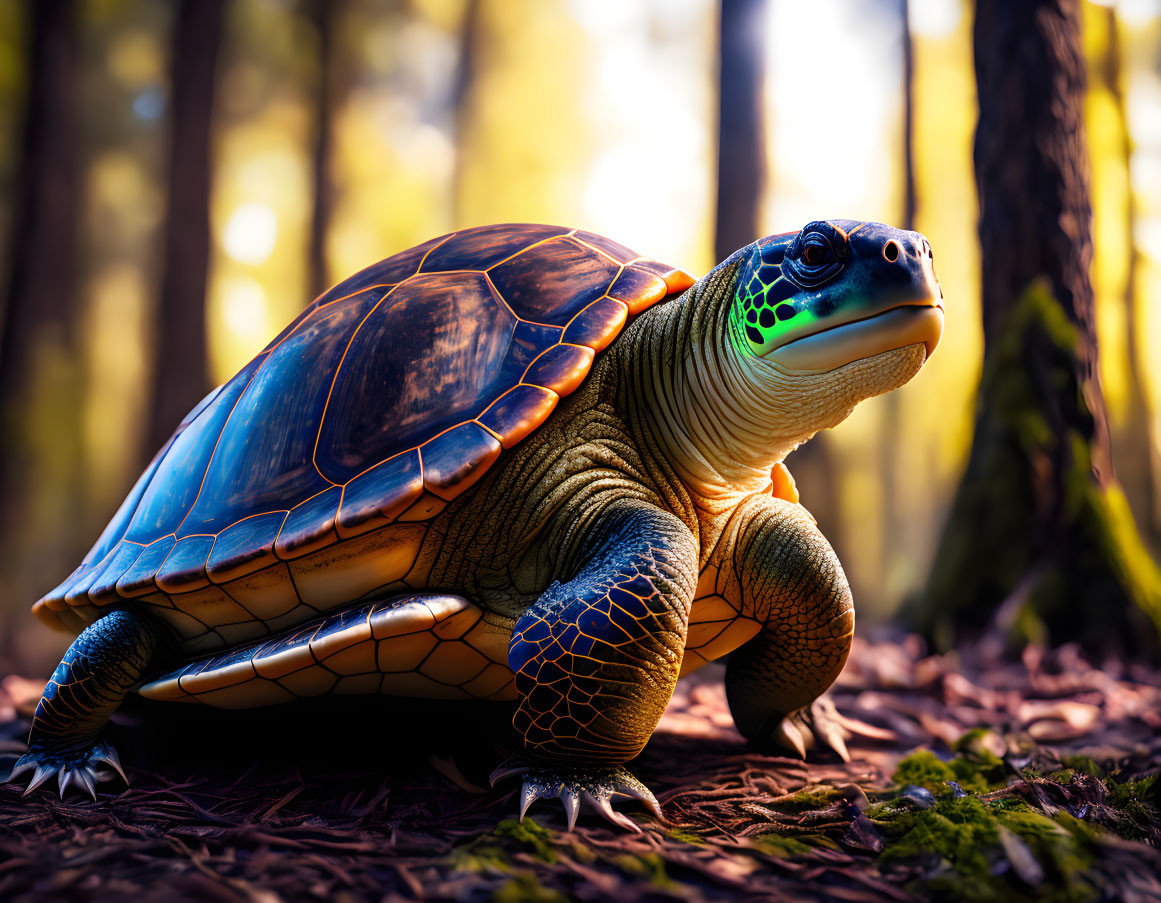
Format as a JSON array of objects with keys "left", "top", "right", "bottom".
[
  {"left": 730, "top": 265, "right": 824, "bottom": 357},
  {"left": 724, "top": 219, "right": 945, "bottom": 371}
]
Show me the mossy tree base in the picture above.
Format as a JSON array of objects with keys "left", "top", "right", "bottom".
[{"left": 914, "top": 279, "right": 1161, "bottom": 653}]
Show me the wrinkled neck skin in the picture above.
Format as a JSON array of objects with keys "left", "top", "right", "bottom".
[{"left": 619, "top": 255, "right": 926, "bottom": 517}]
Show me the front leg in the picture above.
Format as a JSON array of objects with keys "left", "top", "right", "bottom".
[
  {"left": 5, "top": 608, "right": 165, "bottom": 798},
  {"left": 494, "top": 498, "right": 698, "bottom": 831},
  {"left": 707, "top": 494, "right": 855, "bottom": 757}
]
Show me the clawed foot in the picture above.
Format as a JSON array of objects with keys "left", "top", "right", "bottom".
[
  {"left": 770, "top": 695, "right": 852, "bottom": 762},
  {"left": 490, "top": 756, "right": 662, "bottom": 833},
  {"left": 3, "top": 737, "right": 127, "bottom": 800}
]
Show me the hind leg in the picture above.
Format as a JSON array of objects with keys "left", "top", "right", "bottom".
[{"left": 6, "top": 608, "right": 164, "bottom": 798}]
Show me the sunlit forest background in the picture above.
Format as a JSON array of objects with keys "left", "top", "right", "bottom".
[{"left": 1, "top": 0, "right": 1159, "bottom": 675}]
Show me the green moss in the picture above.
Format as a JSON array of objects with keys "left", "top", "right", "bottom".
[
  {"left": 879, "top": 797, "right": 999, "bottom": 875},
  {"left": 1104, "top": 773, "right": 1160, "bottom": 839},
  {"left": 753, "top": 833, "right": 840, "bottom": 858},
  {"left": 893, "top": 748, "right": 956, "bottom": 794},
  {"left": 492, "top": 818, "right": 558, "bottom": 863},
  {"left": 449, "top": 842, "right": 511, "bottom": 874},
  {"left": 874, "top": 793, "right": 1100, "bottom": 903},
  {"left": 612, "top": 852, "right": 673, "bottom": 888},
  {"left": 492, "top": 873, "right": 570, "bottom": 903},
  {"left": 892, "top": 747, "right": 1006, "bottom": 795},
  {"left": 786, "top": 788, "right": 837, "bottom": 809},
  {"left": 666, "top": 827, "right": 705, "bottom": 845},
  {"left": 1059, "top": 755, "right": 1103, "bottom": 778},
  {"left": 448, "top": 818, "right": 560, "bottom": 874}
]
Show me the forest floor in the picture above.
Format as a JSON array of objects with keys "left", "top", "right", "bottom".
[{"left": 1, "top": 633, "right": 1159, "bottom": 903}]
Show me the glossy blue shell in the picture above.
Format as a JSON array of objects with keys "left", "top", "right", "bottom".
[{"left": 37, "top": 224, "right": 691, "bottom": 623}]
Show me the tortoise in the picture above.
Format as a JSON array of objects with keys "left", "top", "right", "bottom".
[{"left": 7, "top": 221, "right": 943, "bottom": 831}]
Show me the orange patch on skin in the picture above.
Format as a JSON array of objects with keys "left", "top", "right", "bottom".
[{"left": 771, "top": 463, "right": 800, "bottom": 504}]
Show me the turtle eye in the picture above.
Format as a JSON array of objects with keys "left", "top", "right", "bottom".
[
  {"left": 782, "top": 221, "right": 847, "bottom": 289},
  {"left": 802, "top": 243, "right": 829, "bottom": 267}
]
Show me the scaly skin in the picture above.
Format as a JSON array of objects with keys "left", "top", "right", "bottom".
[{"left": 6, "top": 610, "right": 163, "bottom": 797}]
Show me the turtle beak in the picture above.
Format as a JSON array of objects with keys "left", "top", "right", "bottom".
[{"left": 766, "top": 230, "right": 944, "bottom": 373}]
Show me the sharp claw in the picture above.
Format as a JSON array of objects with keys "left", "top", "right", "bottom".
[
  {"left": 77, "top": 769, "right": 98, "bottom": 801},
  {"left": 775, "top": 717, "right": 807, "bottom": 759},
  {"left": 592, "top": 796, "right": 641, "bottom": 833},
  {"left": 489, "top": 763, "right": 526, "bottom": 787},
  {"left": 24, "top": 764, "right": 55, "bottom": 796},
  {"left": 561, "top": 788, "right": 580, "bottom": 830},
  {"left": 825, "top": 729, "right": 851, "bottom": 763},
  {"left": 492, "top": 756, "right": 658, "bottom": 832},
  {"left": 589, "top": 794, "right": 639, "bottom": 833},
  {"left": 95, "top": 747, "right": 128, "bottom": 785},
  {"left": 519, "top": 781, "right": 539, "bottom": 821},
  {"left": 4, "top": 754, "right": 35, "bottom": 784},
  {"left": 57, "top": 768, "right": 73, "bottom": 799},
  {"left": 623, "top": 783, "right": 663, "bottom": 820}
]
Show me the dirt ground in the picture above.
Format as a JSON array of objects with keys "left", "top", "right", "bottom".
[{"left": 1, "top": 632, "right": 1159, "bottom": 903}]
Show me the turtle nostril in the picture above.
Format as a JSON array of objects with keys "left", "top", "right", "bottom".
[{"left": 882, "top": 241, "right": 900, "bottom": 262}]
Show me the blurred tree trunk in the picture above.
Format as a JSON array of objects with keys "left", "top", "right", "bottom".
[
  {"left": 880, "top": 0, "right": 916, "bottom": 595},
  {"left": 144, "top": 0, "right": 223, "bottom": 455},
  {"left": 307, "top": 0, "right": 338, "bottom": 300},
  {"left": 1097, "top": 6, "right": 1156, "bottom": 544},
  {"left": 914, "top": 0, "right": 1161, "bottom": 653},
  {"left": 452, "top": 0, "right": 481, "bottom": 227},
  {"left": 714, "top": 0, "right": 765, "bottom": 263},
  {"left": 0, "top": 0, "right": 83, "bottom": 599}
]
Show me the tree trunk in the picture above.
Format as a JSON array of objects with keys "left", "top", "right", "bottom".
[
  {"left": 714, "top": 0, "right": 766, "bottom": 263},
  {"left": 306, "top": 0, "right": 338, "bottom": 301},
  {"left": 914, "top": 0, "right": 1161, "bottom": 653},
  {"left": 0, "top": 0, "right": 83, "bottom": 599},
  {"left": 144, "top": 0, "right": 224, "bottom": 455}
]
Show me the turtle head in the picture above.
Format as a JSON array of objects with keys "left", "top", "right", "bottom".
[
  {"left": 728, "top": 219, "right": 943, "bottom": 372},
  {"left": 686, "top": 219, "right": 947, "bottom": 462}
]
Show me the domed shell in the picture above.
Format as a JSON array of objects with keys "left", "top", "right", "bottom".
[{"left": 34, "top": 224, "right": 695, "bottom": 646}]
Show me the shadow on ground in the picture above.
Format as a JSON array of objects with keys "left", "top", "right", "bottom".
[{"left": 2, "top": 635, "right": 1159, "bottom": 902}]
